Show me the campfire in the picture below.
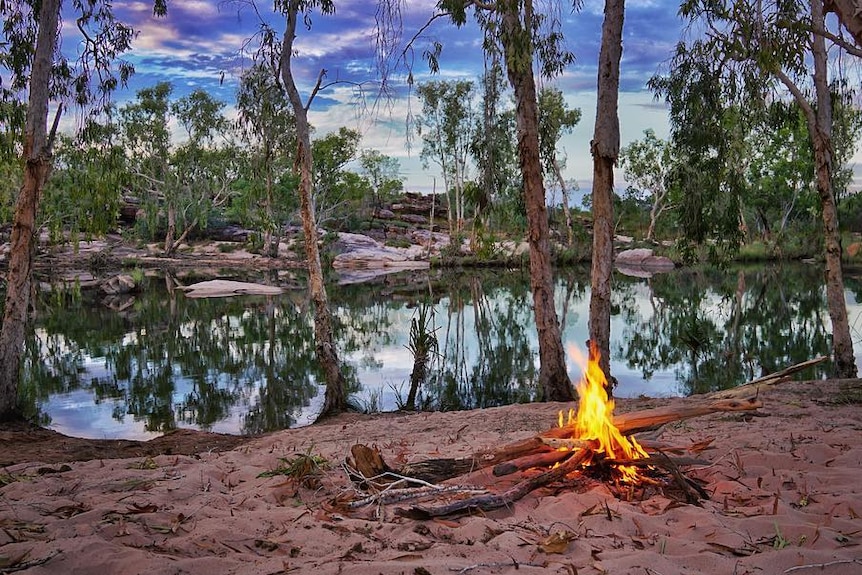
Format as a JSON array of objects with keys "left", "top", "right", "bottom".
[
  {"left": 340, "top": 352, "right": 824, "bottom": 519},
  {"left": 556, "top": 342, "right": 649, "bottom": 484}
]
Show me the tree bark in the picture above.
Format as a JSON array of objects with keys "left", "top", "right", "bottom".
[
  {"left": 589, "top": 0, "right": 625, "bottom": 394},
  {"left": 500, "top": 2, "right": 574, "bottom": 402},
  {"left": 809, "top": 0, "right": 857, "bottom": 378},
  {"left": 279, "top": 2, "right": 347, "bottom": 418},
  {"left": 824, "top": 0, "right": 862, "bottom": 46},
  {"left": 0, "top": 0, "right": 61, "bottom": 420}
]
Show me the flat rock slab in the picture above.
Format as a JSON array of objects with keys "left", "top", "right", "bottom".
[
  {"left": 179, "top": 279, "right": 284, "bottom": 299},
  {"left": 615, "top": 248, "right": 675, "bottom": 278}
]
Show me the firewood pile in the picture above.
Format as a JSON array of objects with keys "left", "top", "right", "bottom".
[{"left": 336, "top": 355, "right": 826, "bottom": 520}]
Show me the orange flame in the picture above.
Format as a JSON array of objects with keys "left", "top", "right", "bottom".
[{"left": 561, "top": 342, "right": 647, "bottom": 483}]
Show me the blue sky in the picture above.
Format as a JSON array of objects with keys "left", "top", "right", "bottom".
[{"left": 61, "top": 0, "right": 859, "bottom": 195}]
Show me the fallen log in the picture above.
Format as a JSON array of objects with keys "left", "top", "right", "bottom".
[
  {"left": 705, "top": 356, "right": 827, "bottom": 399},
  {"left": 399, "top": 436, "right": 550, "bottom": 483},
  {"left": 400, "top": 397, "right": 761, "bottom": 483},
  {"left": 395, "top": 442, "right": 596, "bottom": 519}
]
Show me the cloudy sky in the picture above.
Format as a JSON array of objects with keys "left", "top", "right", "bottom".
[{"left": 60, "top": 0, "right": 856, "bottom": 195}]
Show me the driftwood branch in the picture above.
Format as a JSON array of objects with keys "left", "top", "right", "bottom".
[{"left": 706, "top": 356, "right": 827, "bottom": 399}]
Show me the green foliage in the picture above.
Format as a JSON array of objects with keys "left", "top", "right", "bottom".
[
  {"left": 1, "top": 0, "right": 137, "bottom": 121},
  {"left": 657, "top": 0, "right": 861, "bottom": 267},
  {"left": 650, "top": 46, "right": 748, "bottom": 259},
  {"left": 404, "top": 302, "right": 439, "bottom": 410},
  {"left": 831, "top": 85, "right": 862, "bottom": 206},
  {"left": 416, "top": 79, "right": 477, "bottom": 235},
  {"left": 619, "top": 129, "right": 673, "bottom": 241},
  {"left": 742, "top": 101, "right": 817, "bottom": 247},
  {"left": 359, "top": 149, "right": 403, "bottom": 208},
  {"left": 233, "top": 63, "right": 297, "bottom": 252},
  {"left": 471, "top": 58, "right": 519, "bottom": 227},
  {"left": 312, "top": 127, "right": 370, "bottom": 228},
  {"left": 0, "top": 99, "right": 24, "bottom": 222},
  {"left": 119, "top": 83, "right": 238, "bottom": 252},
  {"left": 839, "top": 192, "right": 862, "bottom": 233},
  {"left": 0, "top": 154, "right": 21, "bottom": 224},
  {"left": 43, "top": 119, "right": 128, "bottom": 239},
  {"left": 537, "top": 86, "right": 581, "bottom": 177},
  {"left": 120, "top": 81, "right": 173, "bottom": 239}
]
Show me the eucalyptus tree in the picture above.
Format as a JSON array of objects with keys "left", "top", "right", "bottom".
[
  {"left": 590, "top": 0, "right": 625, "bottom": 392},
  {"left": 537, "top": 86, "right": 582, "bottom": 246},
  {"left": 119, "top": 82, "right": 174, "bottom": 250},
  {"left": 44, "top": 117, "right": 129, "bottom": 241},
  {"left": 744, "top": 103, "right": 816, "bottom": 244},
  {"left": 416, "top": 79, "right": 477, "bottom": 238},
  {"left": 170, "top": 89, "right": 237, "bottom": 252},
  {"left": 619, "top": 129, "right": 673, "bottom": 243},
  {"left": 259, "top": 0, "right": 348, "bottom": 418},
  {"left": 235, "top": 63, "right": 297, "bottom": 256},
  {"left": 0, "top": 0, "right": 156, "bottom": 420},
  {"left": 649, "top": 57, "right": 749, "bottom": 258},
  {"left": 421, "top": 0, "right": 576, "bottom": 402},
  {"left": 359, "top": 149, "right": 404, "bottom": 213},
  {"left": 120, "top": 84, "right": 235, "bottom": 255},
  {"left": 657, "top": 0, "right": 859, "bottom": 377},
  {"left": 471, "top": 57, "right": 519, "bottom": 235},
  {"left": 312, "top": 126, "right": 366, "bottom": 227}
]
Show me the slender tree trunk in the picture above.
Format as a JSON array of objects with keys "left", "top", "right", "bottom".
[
  {"left": 0, "top": 0, "right": 61, "bottom": 420},
  {"left": 164, "top": 202, "right": 177, "bottom": 254},
  {"left": 501, "top": 3, "right": 574, "bottom": 402},
  {"left": 279, "top": 3, "right": 347, "bottom": 418},
  {"left": 810, "top": 0, "right": 857, "bottom": 378},
  {"left": 646, "top": 191, "right": 664, "bottom": 242},
  {"left": 264, "top": 169, "right": 276, "bottom": 257},
  {"left": 589, "top": 0, "right": 625, "bottom": 395},
  {"left": 552, "top": 157, "right": 574, "bottom": 246}
]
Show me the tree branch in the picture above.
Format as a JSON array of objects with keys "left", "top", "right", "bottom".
[{"left": 305, "top": 68, "right": 327, "bottom": 112}]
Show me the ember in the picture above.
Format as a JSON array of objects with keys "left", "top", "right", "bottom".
[{"left": 558, "top": 342, "right": 648, "bottom": 483}]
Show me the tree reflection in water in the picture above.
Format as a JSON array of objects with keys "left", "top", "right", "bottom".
[{"left": 15, "top": 263, "right": 852, "bottom": 438}]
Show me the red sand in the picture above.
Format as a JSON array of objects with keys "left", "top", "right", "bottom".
[{"left": 1, "top": 380, "right": 861, "bottom": 575}]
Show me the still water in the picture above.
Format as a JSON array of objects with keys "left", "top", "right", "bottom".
[{"left": 21, "top": 263, "right": 862, "bottom": 439}]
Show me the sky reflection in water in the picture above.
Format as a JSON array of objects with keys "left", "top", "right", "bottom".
[{"left": 27, "top": 264, "right": 862, "bottom": 439}]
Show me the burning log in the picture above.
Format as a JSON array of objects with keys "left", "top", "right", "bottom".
[{"left": 398, "top": 396, "right": 761, "bottom": 484}]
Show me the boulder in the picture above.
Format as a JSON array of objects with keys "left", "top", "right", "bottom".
[
  {"left": 615, "top": 248, "right": 675, "bottom": 278},
  {"left": 497, "top": 240, "right": 530, "bottom": 257},
  {"left": 400, "top": 214, "right": 428, "bottom": 225},
  {"left": 331, "top": 232, "right": 381, "bottom": 255},
  {"left": 330, "top": 232, "right": 430, "bottom": 283},
  {"left": 101, "top": 274, "right": 137, "bottom": 295},
  {"left": 410, "top": 230, "right": 450, "bottom": 254}
]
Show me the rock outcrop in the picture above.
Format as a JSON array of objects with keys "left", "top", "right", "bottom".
[{"left": 615, "top": 248, "right": 675, "bottom": 278}]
